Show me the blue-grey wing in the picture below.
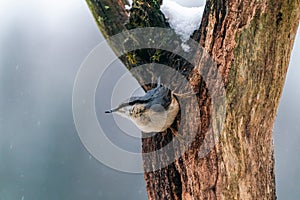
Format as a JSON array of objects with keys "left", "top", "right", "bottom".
[
  {"left": 128, "top": 85, "right": 172, "bottom": 109},
  {"left": 147, "top": 86, "right": 172, "bottom": 110}
]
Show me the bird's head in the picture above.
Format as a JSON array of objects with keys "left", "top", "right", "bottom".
[{"left": 105, "top": 101, "right": 134, "bottom": 119}]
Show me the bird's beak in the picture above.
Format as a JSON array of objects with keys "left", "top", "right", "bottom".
[{"left": 105, "top": 107, "right": 120, "bottom": 114}]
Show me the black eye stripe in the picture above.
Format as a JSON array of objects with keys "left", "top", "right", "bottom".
[{"left": 128, "top": 99, "right": 149, "bottom": 105}]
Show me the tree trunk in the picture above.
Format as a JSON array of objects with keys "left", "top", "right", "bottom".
[{"left": 86, "top": 0, "right": 300, "bottom": 199}]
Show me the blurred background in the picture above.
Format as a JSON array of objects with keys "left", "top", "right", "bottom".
[{"left": 0, "top": 0, "right": 299, "bottom": 199}]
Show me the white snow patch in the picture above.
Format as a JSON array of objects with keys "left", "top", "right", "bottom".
[
  {"left": 181, "top": 43, "right": 191, "bottom": 52},
  {"left": 125, "top": 5, "right": 131, "bottom": 10},
  {"left": 161, "top": 0, "right": 206, "bottom": 51},
  {"left": 170, "top": 0, "right": 206, "bottom": 7},
  {"left": 126, "top": 0, "right": 133, "bottom": 9}
]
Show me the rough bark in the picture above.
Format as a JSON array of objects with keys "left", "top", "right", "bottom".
[{"left": 86, "top": 0, "right": 300, "bottom": 199}]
